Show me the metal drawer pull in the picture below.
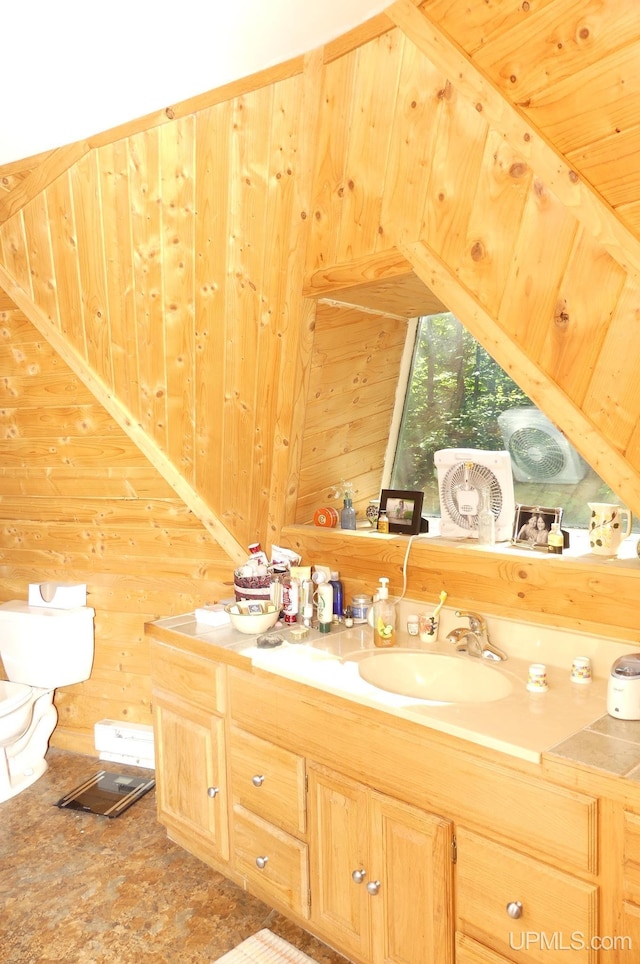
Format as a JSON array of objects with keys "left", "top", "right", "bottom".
[
  {"left": 256, "top": 855, "right": 269, "bottom": 869},
  {"left": 366, "top": 880, "right": 380, "bottom": 896},
  {"left": 207, "top": 786, "right": 219, "bottom": 798},
  {"left": 252, "top": 775, "right": 265, "bottom": 787},
  {"left": 506, "top": 900, "right": 523, "bottom": 919},
  {"left": 352, "top": 868, "right": 367, "bottom": 884}
]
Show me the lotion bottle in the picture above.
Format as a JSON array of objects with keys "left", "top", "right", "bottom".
[
  {"left": 373, "top": 577, "right": 396, "bottom": 648},
  {"left": 316, "top": 582, "right": 333, "bottom": 634}
]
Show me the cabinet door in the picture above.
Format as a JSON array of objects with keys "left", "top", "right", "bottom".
[
  {"left": 369, "top": 790, "right": 454, "bottom": 964},
  {"left": 308, "top": 765, "right": 370, "bottom": 962},
  {"left": 153, "top": 694, "right": 229, "bottom": 862}
]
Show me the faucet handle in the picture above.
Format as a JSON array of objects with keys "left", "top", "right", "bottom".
[{"left": 454, "top": 609, "right": 486, "bottom": 633}]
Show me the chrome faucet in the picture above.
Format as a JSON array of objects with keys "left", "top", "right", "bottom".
[{"left": 446, "top": 610, "right": 507, "bottom": 661}]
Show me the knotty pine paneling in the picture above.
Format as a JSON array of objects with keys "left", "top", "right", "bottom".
[
  {"left": 295, "top": 301, "right": 407, "bottom": 522},
  {"left": 0, "top": 67, "right": 314, "bottom": 556},
  {"left": 0, "top": 2, "right": 640, "bottom": 707},
  {"left": 0, "top": 305, "right": 238, "bottom": 752}
]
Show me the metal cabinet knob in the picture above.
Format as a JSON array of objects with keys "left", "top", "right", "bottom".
[
  {"left": 255, "top": 855, "right": 269, "bottom": 870},
  {"left": 506, "top": 900, "right": 523, "bottom": 919},
  {"left": 366, "top": 880, "right": 381, "bottom": 896},
  {"left": 352, "top": 868, "right": 367, "bottom": 884},
  {"left": 252, "top": 775, "right": 265, "bottom": 787},
  {"left": 207, "top": 786, "right": 219, "bottom": 798}
]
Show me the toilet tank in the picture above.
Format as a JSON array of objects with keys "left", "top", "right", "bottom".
[{"left": 0, "top": 601, "right": 95, "bottom": 688}]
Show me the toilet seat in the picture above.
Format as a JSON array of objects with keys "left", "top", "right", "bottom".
[{"left": 0, "top": 680, "right": 32, "bottom": 715}]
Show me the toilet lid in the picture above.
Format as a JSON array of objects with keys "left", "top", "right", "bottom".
[{"left": 0, "top": 680, "right": 32, "bottom": 713}]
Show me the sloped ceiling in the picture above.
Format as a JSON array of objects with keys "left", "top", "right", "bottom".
[{"left": 1, "top": 0, "right": 640, "bottom": 553}]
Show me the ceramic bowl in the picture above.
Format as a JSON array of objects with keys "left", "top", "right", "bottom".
[{"left": 225, "top": 603, "right": 280, "bottom": 635}]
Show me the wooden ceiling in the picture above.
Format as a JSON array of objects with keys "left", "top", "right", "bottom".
[{"left": 419, "top": 0, "right": 640, "bottom": 246}]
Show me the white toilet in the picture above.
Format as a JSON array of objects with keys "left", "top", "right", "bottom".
[{"left": 0, "top": 600, "right": 95, "bottom": 802}]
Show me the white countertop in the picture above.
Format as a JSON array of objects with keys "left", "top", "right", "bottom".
[{"left": 153, "top": 612, "right": 611, "bottom": 764}]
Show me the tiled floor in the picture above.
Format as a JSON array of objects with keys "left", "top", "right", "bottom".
[{"left": 0, "top": 748, "right": 348, "bottom": 963}]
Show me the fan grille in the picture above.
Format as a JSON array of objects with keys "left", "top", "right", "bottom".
[
  {"left": 440, "top": 461, "right": 503, "bottom": 531},
  {"left": 507, "top": 427, "right": 566, "bottom": 481}
]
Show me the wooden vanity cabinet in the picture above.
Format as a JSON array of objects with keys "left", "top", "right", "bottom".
[
  {"left": 150, "top": 640, "right": 229, "bottom": 867},
  {"left": 308, "top": 763, "right": 454, "bottom": 964},
  {"left": 148, "top": 630, "right": 611, "bottom": 964}
]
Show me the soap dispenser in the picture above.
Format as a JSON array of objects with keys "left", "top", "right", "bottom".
[{"left": 373, "top": 577, "right": 396, "bottom": 648}]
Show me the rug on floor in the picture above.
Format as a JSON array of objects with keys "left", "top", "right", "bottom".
[{"left": 214, "top": 928, "right": 317, "bottom": 964}]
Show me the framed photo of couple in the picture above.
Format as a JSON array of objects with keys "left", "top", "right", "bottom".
[{"left": 512, "top": 504, "right": 563, "bottom": 551}]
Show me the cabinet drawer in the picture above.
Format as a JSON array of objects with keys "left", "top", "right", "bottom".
[
  {"left": 233, "top": 805, "right": 309, "bottom": 919},
  {"left": 229, "top": 726, "right": 306, "bottom": 837},
  {"left": 456, "top": 828, "right": 598, "bottom": 964},
  {"left": 150, "top": 640, "right": 225, "bottom": 714}
]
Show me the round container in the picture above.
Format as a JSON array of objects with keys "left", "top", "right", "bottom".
[
  {"left": 570, "top": 656, "right": 592, "bottom": 684},
  {"left": 351, "top": 593, "right": 372, "bottom": 624},
  {"left": 527, "top": 663, "right": 548, "bottom": 693},
  {"left": 225, "top": 603, "right": 279, "bottom": 635},
  {"left": 313, "top": 506, "right": 338, "bottom": 528}
]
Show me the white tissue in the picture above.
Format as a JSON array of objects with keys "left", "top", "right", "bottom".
[{"left": 195, "top": 604, "right": 231, "bottom": 627}]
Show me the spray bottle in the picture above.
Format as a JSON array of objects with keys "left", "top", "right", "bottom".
[{"left": 372, "top": 577, "right": 396, "bottom": 648}]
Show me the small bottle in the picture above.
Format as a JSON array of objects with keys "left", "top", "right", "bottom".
[
  {"left": 329, "top": 571, "right": 344, "bottom": 620},
  {"left": 316, "top": 583, "right": 333, "bottom": 634},
  {"left": 282, "top": 575, "right": 299, "bottom": 624},
  {"left": 548, "top": 523, "right": 564, "bottom": 555},
  {"left": 476, "top": 487, "right": 495, "bottom": 546},
  {"left": 372, "top": 577, "right": 396, "bottom": 648},
  {"left": 343, "top": 605, "right": 354, "bottom": 628},
  {"left": 377, "top": 510, "right": 389, "bottom": 533},
  {"left": 341, "top": 494, "right": 356, "bottom": 530}
]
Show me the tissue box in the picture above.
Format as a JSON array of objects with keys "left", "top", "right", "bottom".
[{"left": 28, "top": 582, "right": 87, "bottom": 609}]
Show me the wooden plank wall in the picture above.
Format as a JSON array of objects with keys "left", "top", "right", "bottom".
[
  {"left": 0, "top": 66, "right": 316, "bottom": 558},
  {"left": 0, "top": 292, "right": 237, "bottom": 752},
  {"left": 1, "top": 5, "right": 640, "bottom": 748},
  {"left": 295, "top": 300, "right": 408, "bottom": 522}
]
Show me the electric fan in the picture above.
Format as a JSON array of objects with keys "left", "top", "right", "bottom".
[
  {"left": 434, "top": 449, "right": 515, "bottom": 542},
  {"left": 497, "top": 408, "right": 587, "bottom": 484}
]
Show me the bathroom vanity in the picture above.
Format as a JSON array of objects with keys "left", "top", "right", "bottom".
[{"left": 146, "top": 613, "right": 640, "bottom": 964}]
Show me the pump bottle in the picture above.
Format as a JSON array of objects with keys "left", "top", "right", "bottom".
[{"left": 373, "top": 577, "right": 396, "bottom": 648}]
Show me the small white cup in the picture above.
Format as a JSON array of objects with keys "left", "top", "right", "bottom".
[
  {"left": 571, "top": 656, "right": 592, "bottom": 684},
  {"left": 527, "top": 663, "right": 548, "bottom": 692}
]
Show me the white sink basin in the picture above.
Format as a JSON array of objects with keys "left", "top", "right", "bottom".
[{"left": 355, "top": 650, "right": 513, "bottom": 703}]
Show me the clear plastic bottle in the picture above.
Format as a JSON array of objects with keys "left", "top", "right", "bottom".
[{"left": 372, "top": 577, "right": 396, "bottom": 648}]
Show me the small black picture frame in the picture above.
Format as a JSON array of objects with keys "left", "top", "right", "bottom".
[
  {"left": 379, "top": 489, "right": 425, "bottom": 535},
  {"left": 512, "top": 504, "right": 563, "bottom": 551}
]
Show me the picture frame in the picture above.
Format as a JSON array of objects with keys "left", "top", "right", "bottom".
[
  {"left": 379, "top": 489, "right": 425, "bottom": 535},
  {"left": 511, "top": 504, "right": 563, "bottom": 551}
]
